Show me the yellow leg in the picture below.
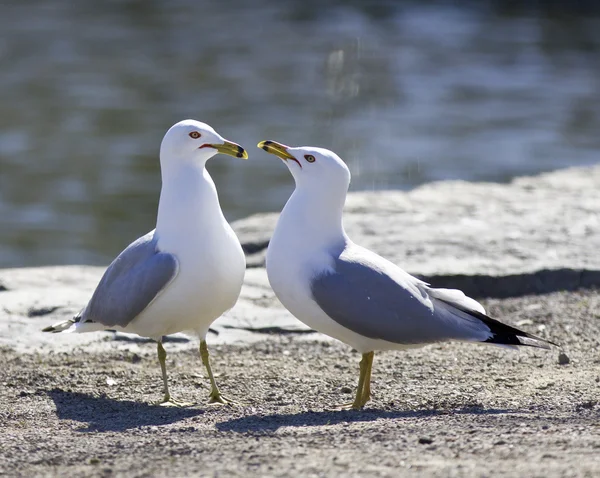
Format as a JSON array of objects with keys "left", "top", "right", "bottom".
[
  {"left": 337, "top": 352, "right": 373, "bottom": 410},
  {"left": 200, "top": 340, "right": 234, "bottom": 405},
  {"left": 155, "top": 341, "right": 190, "bottom": 407},
  {"left": 349, "top": 352, "right": 370, "bottom": 410},
  {"left": 359, "top": 351, "right": 375, "bottom": 408}
]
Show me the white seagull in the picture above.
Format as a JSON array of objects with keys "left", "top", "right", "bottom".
[
  {"left": 44, "top": 120, "right": 248, "bottom": 406},
  {"left": 258, "top": 140, "right": 557, "bottom": 410}
]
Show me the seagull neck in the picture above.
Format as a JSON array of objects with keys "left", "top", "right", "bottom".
[
  {"left": 156, "top": 162, "right": 224, "bottom": 242},
  {"left": 279, "top": 186, "right": 348, "bottom": 250}
]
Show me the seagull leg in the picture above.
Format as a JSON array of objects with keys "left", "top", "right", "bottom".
[
  {"left": 155, "top": 341, "right": 190, "bottom": 407},
  {"left": 349, "top": 352, "right": 370, "bottom": 410},
  {"left": 336, "top": 352, "right": 369, "bottom": 410},
  {"left": 359, "top": 351, "right": 375, "bottom": 408},
  {"left": 200, "top": 340, "right": 234, "bottom": 405},
  {"left": 157, "top": 341, "right": 171, "bottom": 402}
]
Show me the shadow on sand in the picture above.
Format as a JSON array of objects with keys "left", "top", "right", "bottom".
[
  {"left": 47, "top": 389, "right": 204, "bottom": 432},
  {"left": 216, "top": 406, "right": 514, "bottom": 433}
]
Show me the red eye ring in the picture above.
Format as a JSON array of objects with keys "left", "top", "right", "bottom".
[
  {"left": 304, "top": 154, "right": 316, "bottom": 163},
  {"left": 189, "top": 131, "right": 201, "bottom": 139}
]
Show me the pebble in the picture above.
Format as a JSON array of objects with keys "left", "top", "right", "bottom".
[
  {"left": 558, "top": 352, "right": 570, "bottom": 365},
  {"left": 27, "top": 306, "right": 60, "bottom": 317},
  {"left": 418, "top": 437, "right": 434, "bottom": 445}
]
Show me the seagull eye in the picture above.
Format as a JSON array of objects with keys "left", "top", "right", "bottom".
[
  {"left": 189, "top": 131, "right": 201, "bottom": 139},
  {"left": 304, "top": 154, "right": 316, "bottom": 163}
]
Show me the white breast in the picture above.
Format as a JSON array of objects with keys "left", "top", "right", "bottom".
[
  {"left": 267, "top": 187, "right": 428, "bottom": 354},
  {"left": 128, "top": 167, "right": 245, "bottom": 340},
  {"left": 266, "top": 190, "right": 371, "bottom": 351}
]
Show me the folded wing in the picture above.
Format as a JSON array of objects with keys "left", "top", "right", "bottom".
[
  {"left": 310, "top": 244, "right": 555, "bottom": 348},
  {"left": 80, "top": 230, "right": 178, "bottom": 328}
]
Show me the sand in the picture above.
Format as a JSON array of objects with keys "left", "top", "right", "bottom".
[{"left": 1, "top": 290, "right": 599, "bottom": 477}]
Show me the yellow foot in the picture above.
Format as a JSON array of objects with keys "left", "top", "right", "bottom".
[
  {"left": 207, "top": 391, "right": 236, "bottom": 406},
  {"left": 155, "top": 396, "right": 193, "bottom": 407},
  {"left": 334, "top": 401, "right": 364, "bottom": 411}
]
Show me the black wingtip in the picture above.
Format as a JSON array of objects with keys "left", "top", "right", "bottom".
[
  {"left": 437, "top": 298, "right": 559, "bottom": 349},
  {"left": 484, "top": 330, "right": 556, "bottom": 349},
  {"left": 481, "top": 315, "right": 559, "bottom": 349},
  {"left": 42, "top": 316, "right": 79, "bottom": 334}
]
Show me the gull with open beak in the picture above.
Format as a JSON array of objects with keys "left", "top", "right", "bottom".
[
  {"left": 44, "top": 120, "right": 248, "bottom": 406},
  {"left": 259, "top": 139, "right": 557, "bottom": 410}
]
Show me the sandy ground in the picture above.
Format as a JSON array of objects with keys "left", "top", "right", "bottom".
[{"left": 1, "top": 290, "right": 599, "bottom": 478}]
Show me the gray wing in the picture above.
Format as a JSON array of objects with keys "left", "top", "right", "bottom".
[
  {"left": 81, "top": 230, "right": 178, "bottom": 328},
  {"left": 310, "top": 245, "right": 492, "bottom": 345}
]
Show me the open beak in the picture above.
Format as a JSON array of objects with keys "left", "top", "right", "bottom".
[
  {"left": 206, "top": 140, "right": 248, "bottom": 159},
  {"left": 257, "top": 140, "right": 301, "bottom": 168}
]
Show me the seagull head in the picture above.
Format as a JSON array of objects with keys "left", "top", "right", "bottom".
[
  {"left": 160, "top": 119, "right": 248, "bottom": 165},
  {"left": 257, "top": 140, "right": 351, "bottom": 191}
]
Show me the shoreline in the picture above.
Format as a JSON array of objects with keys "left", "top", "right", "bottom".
[{"left": 1, "top": 165, "right": 599, "bottom": 476}]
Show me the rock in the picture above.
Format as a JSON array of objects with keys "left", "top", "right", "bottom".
[
  {"left": 577, "top": 401, "right": 596, "bottom": 410},
  {"left": 130, "top": 353, "right": 141, "bottom": 364},
  {"left": 0, "top": 266, "right": 315, "bottom": 353},
  {"left": 233, "top": 165, "right": 600, "bottom": 297},
  {"left": 558, "top": 352, "right": 570, "bottom": 365},
  {"left": 27, "top": 306, "right": 60, "bottom": 317},
  {"left": 1, "top": 165, "right": 599, "bottom": 353},
  {"left": 418, "top": 437, "right": 434, "bottom": 444}
]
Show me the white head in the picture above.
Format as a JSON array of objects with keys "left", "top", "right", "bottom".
[
  {"left": 160, "top": 119, "right": 248, "bottom": 166},
  {"left": 257, "top": 140, "right": 351, "bottom": 192}
]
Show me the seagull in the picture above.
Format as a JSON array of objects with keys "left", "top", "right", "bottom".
[
  {"left": 258, "top": 140, "right": 557, "bottom": 410},
  {"left": 44, "top": 120, "right": 248, "bottom": 406}
]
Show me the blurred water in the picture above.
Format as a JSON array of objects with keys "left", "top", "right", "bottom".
[{"left": 1, "top": 0, "right": 600, "bottom": 267}]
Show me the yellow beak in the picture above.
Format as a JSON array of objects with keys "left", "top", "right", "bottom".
[
  {"left": 257, "top": 140, "right": 296, "bottom": 162},
  {"left": 209, "top": 140, "right": 248, "bottom": 159}
]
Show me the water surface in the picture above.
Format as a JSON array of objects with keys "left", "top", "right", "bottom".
[{"left": 1, "top": 1, "right": 599, "bottom": 267}]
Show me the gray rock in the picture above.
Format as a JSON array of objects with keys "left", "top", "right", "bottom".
[
  {"left": 0, "top": 266, "right": 314, "bottom": 354},
  {"left": 1, "top": 165, "right": 598, "bottom": 353},
  {"left": 233, "top": 165, "right": 600, "bottom": 296},
  {"left": 558, "top": 352, "right": 571, "bottom": 365}
]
